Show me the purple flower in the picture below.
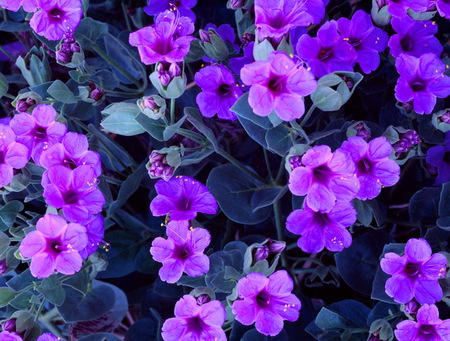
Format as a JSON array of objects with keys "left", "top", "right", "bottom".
[
  {"left": 195, "top": 64, "right": 242, "bottom": 120},
  {"left": 144, "top": 0, "right": 197, "bottom": 23},
  {"left": 150, "top": 220, "right": 210, "bottom": 283},
  {"left": 0, "top": 124, "right": 29, "bottom": 188},
  {"left": 129, "top": 10, "right": 195, "bottom": 65},
  {"left": 380, "top": 238, "right": 447, "bottom": 304},
  {"left": 395, "top": 53, "right": 450, "bottom": 115},
  {"left": 42, "top": 165, "right": 106, "bottom": 224},
  {"left": 229, "top": 41, "right": 255, "bottom": 77},
  {"left": 0, "top": 331, "right": 22, "bottom": 341},
  {"left": 426, "top": 131, "right": 450, "bottom": 185},
  {"left": 296, "top": 20, "right": 356, "bottom": 78},
  {"left": 288, "top": 145, "right": 360, "bottom": 212},
  {"left": 286, "top": 201, "right": 356, "bottom": 253},
  {"left": 161, "top": 295, "right": 226, "bottom": 341},
  {"left": 304, "top": 0, "right": 328, "bottom": 25},
  {"left": 9, "top": 104, "right": 67, "bottom": 166},
  {"left": 30, "top": 0, "right": 83, "bottom": 41},
  {"left": 386, "top": 0, "right": 428, "bottom": 17},
  {"left": 232, "top": 270, "right": 301, "bottom": 336},
  {"left": 37, "top": 333, "right": 60, "bottom": 341},
  {"left": 241, "top": 51, "right": 317, "bottom": 121},
  {"left": 388, "top": 17, "right": 442, "bottom": 58},
  {"left": 337, "top": 10, "right": 388, "bottom": 74},
  {"left": 19, "top": 213, "right": 88, "bottom": 279},
  {"left": 254, "top": 0, "right": 313, "bottom": 44},
  {"left": 340, "top": 136, "right": 400, "bottom": 200},
  {"left": 78, "top": 214, "right": 104, "bottom": 259},
  {"left": 150, "top": 175, "right": 218, "bottom": 221},
  {"left": 395, "top": 304, "right": 450, "bottom": 341},
  {"left": 204, "top": 23, "right": 239, "bottom": 53},
  {"left": 0, "top": 0, "right": 37, "bottom": 12},
  {"left": 436, "top": 0, "right": 450, "bottom": 18}
]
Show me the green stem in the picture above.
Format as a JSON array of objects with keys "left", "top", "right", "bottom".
[
  {"left": 290, "top": 120, "right": 311, "bottom": 144},
  {"left": 121, "top": 2, "right": 132, "bottom": 31},
  {"left": 4, "top": 93, "right": 15, "bottom": 100},
  {"left": 170, "top": 98, "right": 176, "bottom": 124},
  {"left": 300, "top": 104, "right": 317, "bottom": 127},
  {"left": 34, "top": 298, "right": 46, "bottom": 321},
  {"left": 91, "top": 44, "right": 143, "bottom": 90},
  {"left": 273, "top": 200, "right": 287, "bottom": 267},
  {"left": 274, "top": 157, "right": 285, "bottom": 184},
  {"left": 263, "top": 148, "right": 273, "bottom": 181},
  {"left": 0, "top": 45, "right": 14, "bottom": 62}
]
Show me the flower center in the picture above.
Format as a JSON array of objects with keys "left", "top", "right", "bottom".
[
  {"left": 418, "top": 325, "right": 438, "bottom": 339},
  {"left": 49, "top": 7, "right": 63, "bottom": 18},
  {"left": 267, "top": 76, "right": 285, "bottom": 94},
  {"left": 444, "top": 151, "right": 450, "bottom": 163},
  {"left": 186, "top": 316, "right": 206, "bottom": 334},
  {"left": 318, "top": 48, "right": 333, "bottom": 61},
  {"left": 400, "top": 36, "right": 413, "bottom": 52},
  {"left": 357, "top": 158, "right": 373, "bottom": 174},
  {"left": 63, "top": 189, "right": 79, "bottom": 204},
  {"left": 63, "top": 158, "right": 78, "bottom": 170},
  {"left": 0, "top": 150, "right": 4, "bottom": 165},
  {"left": 256, "top": 291, "right": 271, "bottom": 308},
  {"left": 34, "top": 126, "right": 47, "bottom": 140},
  {"left": 404, "top": 262, "right": 421, "bottom": 277},
  {"left": 411, "top": 81, "right": 426, "bottom": 92},
  {"left": 47, "top": 238, "right": 64, "bottom": 253},
  {"left": 218, "top": 83, "right": 232, "bottom": 96},
  {"left": 313, "top": 165, "right": 332, "bottom": 184},
  {"left": 174, "top": 245, "right": 191, "bottom": 260}
]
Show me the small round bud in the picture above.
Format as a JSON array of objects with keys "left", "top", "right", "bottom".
[
  {"left": 254, "top": 245, "right": 269, "bottom": 261},
  {"left": 199, "top": 29, "right": 211, "bottom": 43}
]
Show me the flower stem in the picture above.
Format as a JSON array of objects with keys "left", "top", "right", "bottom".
[
  {"left": 273, "top": 200, "right": 287, "bottom": 267},
  {"left": 170, "top": 98, "right": 176, "bottom": 124},
  {"left": 300, "top": 103, "right": 317, "bottom": 127}
]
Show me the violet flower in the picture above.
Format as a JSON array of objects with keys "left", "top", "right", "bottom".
[
  {"left": 426, "top": 131, "right": 450, "bottom": 185},
  {"left": 241, "top": 51, "right": 317, "bottom": 121},
  {"left": 144, "top": 0, "right": 197, "bottom": 23},
  {"left": 0, "top": 124, "right": 29, "bottom": 188},
  {"left": 150, "top": 220, "right": 210, "bottom": 283},
  {"left": 386, "top": 0, "right": 429, "bottom": 17},
  {"left": 0, "top": 0, "right": 37, "bottom": 12},
  {"left": 339, "top": 136, "right": 400, "bottom": 200},
  {"left": 19, "top": 213, "right": 88, "bottom": 279},
  {"left": 0, "top": 331, "right": 22, "bottom": 341},
  {"left": 150, "top": 175, "right": 218, "bottom": 221},
  {"left": 304, "top": 0, "right": 328, "bottom": 25},
  {"left": 129, "top": 10, "right": 195, "bottom": 65},
  {"left": 288, "top": 145, "right": 360, "bottom": 212},
  {"left": 229, "top": 42, "right": 254, "bottom": 77},
  {"left": 380, "top": 238, "right": 447, "bottom": 304},
  {"left": 78, "top": 214, "right": 105, "bottom": 259},
  {"left": 9, "top": 104, "right": 67, "bottom": 166},
  {"left": 30, "top": 0, "right": 83, "bottom": 41},
  {"left": 286, "top": 201, "right": 356, "bottom": 253},
  {"left": 204, "top": 23, "right": 239, "bottom": 54},
  {"left": 388, "top": 17, "right": 442, "bottom": 58},
  {"left": 232, "top": 270, "right": 301, "bottom": 336},
  {"left": 37, "top": 333, "right": 60, "bottom": 341},
  {"left": 42, "top": 165, "right": 106, "bottom": 224},
  {"left": 296, "top": 20, "right": 356, "bottom": 78},
  {"left": 395, "top": 53, "right": 450, "bottom": 115},
  {"left": 337, "top": 10, "right": 388, "bottom": 74},
  {"left": 195, "top": 64, "right": 242, "bottom": 120},
  {"left": 436, "top": 0, "right": 450, "bottom": 18},
  {"left": 395, "top": 304, "right": 450, "bottom": 341},
  {"left": 161, "top": 295, "right": 226, "bottom": 341},
  {"left": 254, "top": 0, "right": 312, "bottom": 45}
]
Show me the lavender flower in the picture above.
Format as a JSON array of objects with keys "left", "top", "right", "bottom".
[
  {"left": 288, "top": 145, "right": 360, "bottom": 212},
  {"left": 388, "top": 17, "right": 442, "bottom": 58},
  {"left": 337, "top": 10, "right": 388, "bottom": 74},
  {"left": 296, "top": 20, "right": 356, "bottom": 78},
  {"left": 20, "top": 213, "right": 88, "bottom": 279},
  {"left": 395, "top": 304, "right": 450, "bottom": 341},
  {"left": 229, "top": 41, "right": 255, "bottom": 77},
  {"left": 304, "top": 0, "right": 328, "bottom": 25},
  {"left": 150, "top": 176, "right": 218, "bottom": 221},
  {"left": 254, "top": 0, "right": 313, "bottom": 44},
  {"left": 380, "top": 238, "right": 447, "bottom": 304},
  {"left": 150, "top": 220, "right": 210, "bottom": 283},
  {"left": 144, "top": 0, "right": 197, "bottom": 23},
  {"left": 9, "top": 104, "right": 67, "bottom": 166},
  {"left": 286, "top": 201, "right": 356, "bottom": 253},
  {"left": 241, "top": 51, "right": 317, "bottom": 121},
  {"left": 386, "top": 0, "right": 429, "bottom": 17},
  {"left": 426, "top": 131, "right": 450, "bottom": 185},
  {"left": 42, "top": 165, "right": 106, "bottom": 224},
  {"left": 0, "top": 0, "right": 37, "bottom": 12},
  {"left": 195, "top": 64, "right": 242, "bottom": 120},
  {"left": 436, "top": 0, "right": 450, "bottom": 19},
  {"left": 37, "top": 333, "right": 60, "bottom": 341},
  {"left": 232, "top": 270, "right": 301, "bottom": 336},
  {"left": 161, "top": 295, "right": 226, "bottom": 341},
  {"left": 395, "top": 53, "right": 450, "bottom": 115},
  {"left": 0, "top": 332, "right": 22, "bottom": 341},
  {"left": 0, "top": 124, "right": 29, "bottom": 188},
  {"left": 78, "top": 214, "right": 105, "bottom": 259},
  {"left": 129, "top": 10, "right": 195, "bottom": 65},
  {"left": 340, "top": 136, "right": 400, "bottom": 200},
  {"left": 30, "top": 0, "right": 83, "bottom": 41}
]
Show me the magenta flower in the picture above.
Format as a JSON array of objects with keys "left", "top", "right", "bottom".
[
  {"left": 254, "top": 0, "right": 313, "bottom": 44},
  {"left": 296, "top": 20, "right": 356, "bottom": 78},
  {"left": 30, "top": 0, "right": 83, "bottom": 41},
  {"left": 37, "top": 333, "right": 60, "bottom": 341},
  {"left": 380, "top": 238, "right": 447, "bottom": 304},
  {"left": 395, "top": 304, "right": 450, "bottom": 341},
  {"left": 78, "top": 214, "right": 104, "bottom": 259},
  {"left": 42, "top": 165, "right": 106, "bottom": 224},
  {"left": 129, "top": 10, "right": 195, "bottom": 65},
  {"left": 20, "top": 213, "right": 88, "bottom": 279},
  {"left": 232, "top": 270, "right": 301, "bottom": 336},
  {"left": 436, "top": 0, "right": 450, "bottom": 19},
  {"left": 161, "top": 295, "right": 226, "bottom": 341},
  {"left": 286, "top": 201, "right": 356, "bottom": 253},
  {"left": 144, "top": 0, "right": 197, "bottom": 23},
  {"left": 241, "top": 51, "right": 317, "bottom": 121},
  {"left": 229, "top": 41, "right": 255, "bottom": 76},
  {"left": 386, "top": 0, "right": 429, "bottom": 17},
  {"left": 150, "top": 176, "right": 218, "bottom": 221},
  {"left": 426, "top": 132, "right": 450, "bottom": 186},
  {"left": 395, "top": 53, "right": 450, "bottom": 115},
  {"left": 340, "top": 136, "right": 400, "bottom": 200},
  {"left": 9, "top": 104, "right": 67, "bottom": 166},
  {"left": 336, "top": 10, "right": 388, "bottom": 74},
  {"left": 0, "top": 0, "right": 37, "bottom": 12},
  {"left": 150, "top": 220, "right": 210, "bottom": 283},
  {"left": 304, "top": 0, "right": 328, "bottom": 25},
  {"left": 0, "top": 331, "right": 22, "bottom": 341},
  {"left": 388, "top": 17, "right": 442, "bottom": 58},
  {"left": 195, "top": 64, "right": 242, "bottom": 120},
  {"left": 0, "top": 124, "right": 29, "bottom": 188},
  {"left": 288, "top": 145, "right": 360, "bottom": 212}
]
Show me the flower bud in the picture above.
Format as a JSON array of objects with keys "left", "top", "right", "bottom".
[
  {"left": 241, "top": 33, "right": 255, "bottom": 47},
  {"left": 161, "top": 165, "right": 174, "bottom": 181},
  {"left": 149, "top": 161, "right": 165, "bottom": 179},
  {"left": 289, "top": 155, "right": 302, "bottom": 169},
  {"left": 138, "top": 95, "right": 166, "bottom": 120},
  {"left": 199, "top": 29, "right": 211, "bottom": 43},
  {"left": 150, "top": 62, "right": 187, "bottom": 99},
  {"left": 2, "top": 319, "right": 16, "bottom": 332},
  {"left": 56, "top": 50, "right": 71, "bottom": 64},
  {"left": 254, "top": 245, "right": 269, "bottom": 261},
  {"left": 89, "top": 88, "right": 106, "bottom": 102},
  {"left": 347, "top": 121, "right": 371, "bottom": 142},
  {"left": 55, "top": 32, "right": 84, "bottom": 68},
  {"left": 168, "top": 63, "right": 181, "bottom": 78},
  {"left": 146, "top": 147, "right": 181, "bottom": 181},
  {"left": 340, "top": 76, "right": 354, "bottom": 89},
  {"left": 442, "top": 112, "right": 450, "bottom": 124},
  {"left": 196, "top": 294, "right": 212, "bottom": 306},
  {"left": 199, "top": 28, "right": 229, "bottom": 61},
  {"left": 0, "top": 259, "right": 7, "bottom": 275},
  {"left": 403, "top": 298, "right": 420, "bottom": 317},
  {"left": 267, "top": 239, "right": 286, "bottom": 254},
  {"left": 402, "top": 130, "right": 420, "bottom": 145},
  {"left": 393, "top": 139, "right": 411, "bottom": 157},
  {"left": 228, "top": 0, "right": 246, "bottom": 9},
  {"left": 149, "top": 151, "right": 165, "bottom": 163},
  {"left": 13, "top": 92, "right": 42, "bottom": 113}
]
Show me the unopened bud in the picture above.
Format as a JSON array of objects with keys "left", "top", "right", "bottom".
[
  {"left": 168, "top": 63, "right": 181, "bottom": 78},
  {"left": 2, "top": 319, "right": 16, "bottom": 332},
  {"left": 199, "top": 29, "right": 211, "bottom": 43},
  {"left": 254, "top": 245, "right": 269, "bottom": 261},
  {"left": 229, "top": 0, "right": 246, "bottom": 9},
  {"left": 402, "top": 130, "right": 420, "bottom": 145},
  {"left": 89, "top": 88, "right": 105, "bottom": 102},
  {"left": 149, "top": 151, "right": 165, "bottom": 163},
  {"left": 161, "top": 166, "right": 174, "bottom": 181},
  {"left": 138, "top": 95, "right": 166, "bottom": 120},
  {"left": 442, "top": 111, "right": 450, "bottom": 124},
  {"left": 158, "top": 72, "right": 171, "bottom": 87},
  {"left": 196, "top": 294, "right": 211, "bottom": 306},
  {"left": 241, "top": 33, "right": 255, "bottom": 47},
  {"left": 70, "top": 42, "right": 81, "bottom": 53},
  {"left": 14, "top": 92, "right": 41, "bottom": 113},
  {"left": 404, "top": 298, "right": 420, "bottom": 317},
  {"left": 267, "top": 239, "right": 285, "bottom": 254},
  {"left": 340, "top": 76, "right": 354, "bottom": 89},
  {"left": 15, "top": 99, "right": 30, "bottom": 113},
  {"left": 289, "top": 155, "right": 302, "bottom": 169},
  {"left": 142, "top": 97, "right": 158, "bottom": 110},
  {"left": 393, "top": 139, "right": 411, "bottom": 157}
]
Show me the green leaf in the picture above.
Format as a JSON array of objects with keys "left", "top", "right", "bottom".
[
  {"left": 0, "top": 201, "right": 24, "bottom": 226},
  {"left": 37, "top": 275, "right": 66, "bottom": 306},
  {"left": 134, "top": 113, "right": 165, "bottom": 141},
  {"left": 78, "top": 333, "right": 122, "bottom": 341},
  {"left": 62, "top": 269, "right": 89, "bottom": 294},
  {"left": 440, "top": 182, "right": 450, "bottom": 217},
  {"left": 101, "top": 111, "right": 145, "bottom": 136},
  {"left": 231, "top": 93, "right": 272, "bottom": 129},
  {"left": 47, "top": 80, "right": 78, "bottom": 103},
  {"left": 163, "top": 115, "right": 187, "bottom": 141},
  {"left": 0, "top": 231, "right": 9, "bottom": 257},
  {"left": 0, "top": 73, "right": 8, "bottom": 98},
  {"left": 265, "top": 125, "right": 293, "bottom": 156},
  {"left": 75, "top": 18, "right": 108, "bottom": 48},
  {"left": 251, "top": 186, "right": 287, "bottom": 212},
  {"left": 409, "top": 187, "right": 441, "bottom": 224},
  {"left": 0, "top": 287, "right": 15, "bottom": 307},
  {"left": 311, "top": 87, "right": 342, "bottom": 112},
  {"left": 10, "top": 291, "right": 34, "bottom": 309},
  {"left": 185, "top": 107, "right": 218, "bottom": 151}
]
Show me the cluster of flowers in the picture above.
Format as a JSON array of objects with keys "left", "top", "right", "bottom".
[{"left": 1, "top": 103, "right": 105, "bottom": 279}]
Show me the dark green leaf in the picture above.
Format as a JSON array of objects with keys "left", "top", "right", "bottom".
[
  {"left": 251, "top": 186, "right": 287, "bottom": 212},
  {"left": 134, "top": 113, "right": 165, "bottom": 142},
  {"left": 47, "top": 80, "right": 78, "bottom": 104},
  {"left": 0, "top": 287, "right": 15, "bottom": 307},
  {"left": 0, "top": 73, "right": 8, "bottom": 98},
  {"left": 78, "top": 333, "right": 122, "bottom": 341},
  {"left": 75, "top": 18, "right": 108, "bottom": 48},
  {"left": 37, "top": 275, "right": 66, "bottom": 306},
  {"left": 409, "top": 187, "right": 441, "bottom": 224},
  {"left": 163, "top": 115, "right": 187, "bottom": 141},
  {"left": 185, "top": 107, "right": 218, "bottom": 151},
  {"left": 9, "top": 291, "right": 34, "bottom": 309}
]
